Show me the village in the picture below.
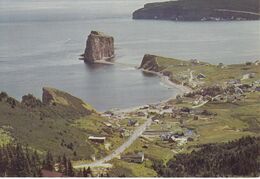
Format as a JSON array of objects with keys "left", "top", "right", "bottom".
[{"left": 70, "top": 57, "right": 260, "bottom": 176}]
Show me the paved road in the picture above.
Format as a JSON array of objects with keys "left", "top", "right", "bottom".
[
  {"left": 192, "top": 100, "right": 209, "bottom": 109},
  {"left": 189, "top": 70, "right": 194, "bottom": 83},
  {"left": 74, "top": 117, "right": 153, "bottom": 168}
]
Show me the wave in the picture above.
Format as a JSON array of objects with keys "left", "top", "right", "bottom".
[{"left": 159, "top": 81, "right": 174, "bottom": 89}]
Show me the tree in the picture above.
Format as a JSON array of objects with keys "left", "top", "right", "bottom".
[
  {"left": 86, "top": 167, "right": 92, "bottom": 177},
  {"left": 42, "top": 151, "right": 54, "bottom": 171},
  {"left": 67, "top": 159, "right": 74, "bottom": 177},
  {"left": 62, "top": 154, "right": 68, "bottom": 175},
  {"left": 83, "top": 167, "right": 88, "bottom": 177}
]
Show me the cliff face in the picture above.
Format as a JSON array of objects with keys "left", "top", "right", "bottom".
[
  {"left": 84, "top": 31, "right": 115, "bottom": 63},
  {"left": 133, "top": 0, "right": 260, "bottom": 21},
  {"left": 42, "top": 87, "right": 96, "bottom": 114},
  {"left": 139, "top": 54, "right": 161, "bottom": 72}
]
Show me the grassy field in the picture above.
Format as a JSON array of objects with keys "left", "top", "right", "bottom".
[
  {"left": 0, "top": 128, "right": 13, "bottom": 146},
  {"left": 109, "top": 159, "right": 157, "bottom": 177},
  {"left": 183, "top": 92, "right": 260, "bottom": 146},
  {"left": 155, "top": 56, "right": 260, "bottom": 88}
]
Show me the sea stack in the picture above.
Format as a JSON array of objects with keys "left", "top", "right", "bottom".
[{"left": 83, "top": 31, "right": 115, "bottom": 63}]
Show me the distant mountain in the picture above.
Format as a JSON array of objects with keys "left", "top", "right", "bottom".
[{"left": 133, "top": 0, "right": 260, "bottom": 21}]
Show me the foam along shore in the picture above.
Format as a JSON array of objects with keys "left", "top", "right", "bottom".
[{"left": 107, "top": 64, "right": 193, "bottom": 114}]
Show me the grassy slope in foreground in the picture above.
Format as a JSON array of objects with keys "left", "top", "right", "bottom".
[
  {"left": 0, "top": 87, "right": 121, "bottom": 161},
  {"left": 133, "top": 0, "right": 260, "bottom": 21}
]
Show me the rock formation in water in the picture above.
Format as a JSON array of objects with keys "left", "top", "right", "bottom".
[{"left": 83, "top": 31, "right": 115, "bottom": 63}]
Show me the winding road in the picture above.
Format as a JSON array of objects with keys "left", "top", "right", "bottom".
[{"left": 74, "top": 117, "right": 153, "bottom": 168}]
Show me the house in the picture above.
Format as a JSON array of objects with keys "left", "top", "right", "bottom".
[
  {"left": 88, "top": 136, "right": 106, "bottom": 143},
  {"left": 197, "top": 73, "right": 206, "bottom": 79},
  {"left": 169, "top": 136, "right": 188, "bottom": 146},
  {"left": 136, "top": 111, "right": 146, "bottom": 117},
  {"left": 103, "top": 122, "right": 112, "bottom": 127},
  {"left": 227, "top": 79, "right": 241, "bottom": 86},
  {"left": 154, "top": 119, "right": 160, "bottom": 124},
  {"left": 254, "top": 80, "right": 260, "bottom": 85},
  {"left": 254, "top": 86, "right": 260, "bottom": 92},
  {"left": 212, "top": 94, "right": 225, "bottom": 102},
  {"left": 41, "top": 170, "right": 63, "bottom": 177},
  {"left": 242, "top": 73, "right": 255, "bottom": 80},
  {"left": 160, "top": 133, "right": 174, "bottom": 141},
  {"left": 245, "top": 61, "right": 252, "bottom": 65},
  {"left": 104, "top": 110, "right": 114, "bottom": 116},
  {"left": 190, "top": 59, "right": 200, "bottom": 65},
  {"left": 140, "top": 105, "right": 149, "bottom": 110},
  {"left": 128, "top": 119, "right": 137, "bottom": 126},
  {"left": 121, "top": 152, "right": 144, "bottom": 163},
  {"left": 234, "top": 87, "right": 243, "bottom": 94},
  {"left": 217, "top": 63, "right": 224, "bottom": 68}
]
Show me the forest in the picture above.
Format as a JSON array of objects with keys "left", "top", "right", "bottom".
[
  {"left": 0, "top": 143, "right": 93, "bottom": 177},
  {"left": 152, "top": 136, "right": 260, "bottom": 177}
]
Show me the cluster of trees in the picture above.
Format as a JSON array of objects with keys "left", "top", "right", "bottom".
[
  {"left": 0, "top": 144, "right": 41, "bottom": 176},
  {"left": 152, "top": 136, "right": 260, "bottom": 177},
  {"left": 0, "top": 92, "right": 16, "bottom": 108},
  {"left": 0, "top": 143, "right": 93, "bottom": 177}
]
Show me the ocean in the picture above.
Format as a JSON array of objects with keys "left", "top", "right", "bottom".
[{"left": 0, "top": 0, "right": 259, "bottom": 111}]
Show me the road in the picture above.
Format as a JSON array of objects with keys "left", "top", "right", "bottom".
[
  {"left": 74, "top": 117, "right": 153, "bottom": 168},
  {"left": 192, "top": 100, "right": 209, "bottom": 109},
  {"left": 189, "top": 70, "right": 194, "bottom": 83}
]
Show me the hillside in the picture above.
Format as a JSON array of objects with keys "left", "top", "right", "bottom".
[
  {"left": 0, "top": 87, "right": 115, "bottom": 161},
  {"left": 154, "top": 136, "right": 260, "bottom": 177},
  {"left": 133, "top": 0, "right": 260, "bottom": 21}
]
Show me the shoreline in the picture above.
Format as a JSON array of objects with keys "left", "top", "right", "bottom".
[
  {"left": 93, "top": 59, "right": 193, "bottom": 113},
  {"left": 110, "top": 68, "right": 193, "bottom": 114}
]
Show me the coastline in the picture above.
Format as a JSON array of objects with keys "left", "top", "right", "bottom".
[
  {"left": 92, "top": 59, "right": 192, "bottom": 113},
  {"left": 111, "top": 68, "right": 192, "bottom": 114}
]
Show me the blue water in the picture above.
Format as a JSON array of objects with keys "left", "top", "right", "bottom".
[{"left": 0, "top": 0, "right": 259, "bottom": 111}]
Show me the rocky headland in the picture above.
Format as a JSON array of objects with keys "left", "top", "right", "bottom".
[
  {"left": 83, "top": 31, "right": 115, "bottom": 63},
  {"left": 133, "top": 0, "right": 260, "bottom": 21}
]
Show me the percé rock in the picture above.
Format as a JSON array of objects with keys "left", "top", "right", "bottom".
[
  {"left": 133, "top": 0, "right": 260, "bottom": 21},
  {"left": 139, "top": 54, "right": 161, "bottom": 72},
  {"left": 83, "top": 31, "right": 115, "bottom": 63}
]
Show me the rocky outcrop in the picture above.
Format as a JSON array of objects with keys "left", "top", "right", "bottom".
[
  {"left": 21, "top": 94, "right": 42, "bottom": 108},
  {"left": 139, "top": 54, "right": 161, "bottom": 72},
  {"left": 83, "top": 31, "right": 115, "bottom": 63},
  {"left": 42, "top": 88, "right": 55, "bottom": 105},
  {"left": 42, "top": 87, "right": 96, "bottom": 114}
]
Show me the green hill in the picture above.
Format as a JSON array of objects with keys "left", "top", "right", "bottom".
[{"left": 0, "top": 87, "right": 105, "bottom": 160}]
